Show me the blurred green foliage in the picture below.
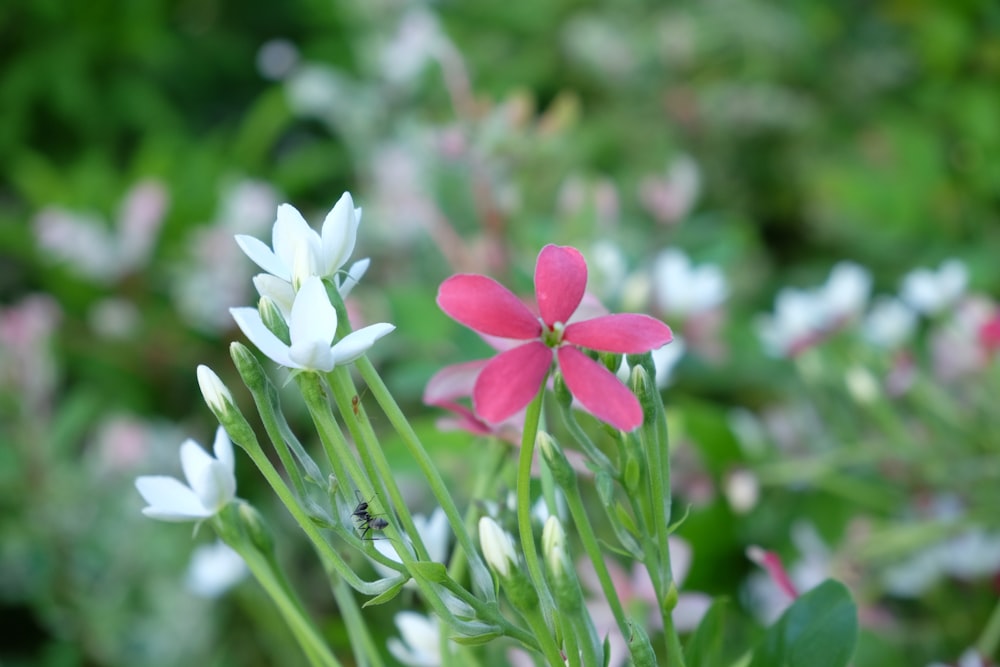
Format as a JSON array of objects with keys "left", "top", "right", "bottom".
[{"left": 2, "top": 0, "right": 999, "bottom": 665}]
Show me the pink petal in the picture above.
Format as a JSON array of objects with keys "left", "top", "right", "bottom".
[
  {"left": 535, "top": 245, "right": 587, "bottom": 326},
  {"left": 564, "top": 314, "right": 673, "bottom": 353},
  {"left": 473, "top": 342, "right": 552, "bottom": 423},
  {"left": 557, "top": 346, "right": 643, "bottom": 430},
  {"left": 434, "top": 401, "right": 494, "bottom": 436},
  {"left": 438, "top": 275, "right": 541, "bottom": 339},
  {"left": 423, "top": 359, "right": 488, "bottom": 405}
]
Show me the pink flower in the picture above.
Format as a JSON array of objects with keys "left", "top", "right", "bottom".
[{"left": 437, "top": 244, "right": 672, "bottom": 431}]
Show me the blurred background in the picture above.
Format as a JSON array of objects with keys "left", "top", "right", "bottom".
[{"left": 2, "top": 0, "right": 999, "bottom": 665}]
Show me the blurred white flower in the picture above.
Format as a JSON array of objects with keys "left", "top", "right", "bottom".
[
  {"left": 186, "top": 541, "right": 248, "bottom": 598},
  {"left": 652, "top": 249, "right": 727, "bottom": 317},
  {"left": 33, "top": 180, "right": 168, "bottom": 283},
  {"left": 231, "top": 276, "right": 394, "bottom": 372},
  {"left": 927, "top": 648, "right": 989, "bottom": 667},
  {"left": 256, "top": 39, "right": 299, "bottom": 81},
  {"left": 372, "top": 508, "right": 450, "bottom": 579},
  {"left": 387, "top": 612, "right": 445, "bottom": 667},
  {"left": 756, "top": 288, "right": 826, "bottom": 357},
  {"left": 378, "top": 10, "right": 449, "bottom": 87},
  {"left": 901, "top": 259, "right": 968, "bottom": 315},
  {"left": 820, "top": 262, "right": 871, "bottom": 325},
  {"left": 883, "top": 528, "right": 1000, "bottom": 598},
  {"left": 863, "top": 297, "right": 917, "bottom": 348},
  {"left": 135, "top": 426, "right": 236, "bottom": 522},
  {"left": 617, "top": 336, "right": 687, "bottom": 389}
]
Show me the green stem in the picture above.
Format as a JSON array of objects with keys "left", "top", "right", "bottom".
[
  {"left": 976, "top": 594, "right": 1000, "bottom": 659},
  {"left": 330, "top": 576, "right": 385, "bottom": 667},
  {"left": 516, "top": 389, "right": 557, "bottom": 622},
  {"left": 356, "top": 356, "right": 495, "bottom": 602},
  {"left": 562, "top": 482, "right": 630, "bottom": 644},
  {"left": 520, "top": 605, "right": 568, "bottom": 667},
  {"left": 236, "top": 541, "right": 342, "bottom": 667}
]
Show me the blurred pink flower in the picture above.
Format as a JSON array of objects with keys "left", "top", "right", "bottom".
[{"left": 437, "top": 244, "right": 672, "bottom": 430}]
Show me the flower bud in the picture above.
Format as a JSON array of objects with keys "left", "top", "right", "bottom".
[
  {"left": 537, "top": 432, "right": 576, "bottom": 489},
  {"left": 627, "top": 619, "right": 657, "bottom": 667},
  {"left": 238, "top": 502, "right": 275, "bottom": 555},
  {"left": 553, "top": 373, "right": 573, "bottom": 409},
  {"left": 479, "top": 517, "right": 516, "bottom": 578},
  {"left": 197, "top": 364, "right": 234, "bottom": 415},
  {"left": 542, "top": 516, "right": 583, "bottom": 613},
  {"left": 258, "top": 296, "right": 290, "bottom": 345}
]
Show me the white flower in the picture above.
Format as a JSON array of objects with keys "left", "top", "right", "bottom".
[
  {"left": 819, "top": 261, "right": 871, "bottom": 325},
  {"left": 618, "top": 336, "right": 687, "bottom": 389},
  {"left": 372, "top": 508, "right": 450, "bottom": 578},
  {"left": 196, "top": 364, "right": 233, "bottom": 415},
  {"left": 231, "top": 276, "right": 394, "bottom": 372},
  {"left": 478, "top": 517, "right": 517, "bottom": 578},
  {"left": 652, "top": 248, "right": 727, "bottom": 317},
  {"left": 387, "top": 612, "right": 444, "bottom": 667},
  {"left": 901, "top": 259, "right": 968, "bottom": 315},
  {"left": 186, "top": 540, "right": 248, "bottom": 598},
  {"left": 234, "top": 193, "right": 364, "bottom": 286},
  {"left": 135, "top": 426, "right": 236, "bottom": 522},
  {"left": 756, "top": 288, "right": 826, "bottom": 357},
  {"left": 863, "top": 297, "right": 917, "bottom": 348}
]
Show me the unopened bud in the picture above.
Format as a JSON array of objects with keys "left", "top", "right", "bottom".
[
  {"left": 478, "top": 517, "right": 516, "bottom": 579},
  {"left": 238, "top": 502, "right": 275, "bottom": 555},
  {"left": 542, "top": 516, "right": 583, "bottom": 612},
  {"left": 197, "top": 364, "right": 234, "bottom": 415},
  {"left": 538, "top": 432, "right": 576, "bottom": 488},
  {"left": 258, "top": 296, "right": 290, "bottom": 344},
  {"left": 627, "top": 619, "right": 657, "bottom": 667}
]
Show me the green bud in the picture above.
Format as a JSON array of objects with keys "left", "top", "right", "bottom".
[
  {"left": 258, "top": 296, "right": 290, "bottom": 345},
  {"left": 622, "top": 433, "right": 644, "bottom": 494},
  {"left": 231, "top": 342, "right": 266, "bottom": 390},
  {"left": 553, "top": 372, "right": 573, "bottom": 409},
  {"left": 238, "top": 502, "right": 275, "bottom": 555},
  {"left": 629, "top": 364, "right": 658, "bottom": 427},
  {"left": 626, "top": 619, "right": 657, "bottom": 667},
  {"left": 598, "top": 351, "right": 622, "bottom": 374},
  {"left": 542, "top": 517, "right": 583, "bottom": 613},
  {"left": 595, "top": 470, "right": 616, "bottom": 507},
  {"left": 503, "top": 568, "right": 540, "bottom": 613},
  {"left": 662, "top": 580, "right": 679, "bottom": 613},
  {"left": 537, "top": 431, "right": 576, "bottom": 489}
]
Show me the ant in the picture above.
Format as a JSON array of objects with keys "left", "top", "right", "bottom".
[{"left": 352, "top": 489, "right": 388, "bottom": 540}]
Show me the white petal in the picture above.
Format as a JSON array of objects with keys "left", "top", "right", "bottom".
[
  {"left": 272, "top": 203, "right": 317, "bottom": 269},
  {"left": 289, "top": 277, "right": 337, "bottom": 347},
  {"left": 231, "top": 307, "right": 296, "bottom": 368},
  {"left": 330, "top": 323, "right": 395, "bottom": 365},
  {"left": 235, "top": 234, "right": 290, "bottom": 280},
  {"left": 337, "top": 258, "right": 370, "bottom": 297},
  {"left": 135, "top": 476, "right": 211, "bottom": 521},
  {"left": 288, "top": 339, "right": 336, "bottom": 372},
  {"left": 180, "top": 438, "right": 215, "bottom": 489},
  {"left": 192, "top": 459, "right": 237, "bottom": 512},
  {"left": 186, "top": 541, "right": 248, "bottom": 598},
  {"left": 417, "top": 508, "right": 451, "bottom": 563},
  {"left": 320, "top": 193, "right": 359, "bottom": 275},
  {"left": 212, "top": 426, "right": 235, "bottom": 472}
]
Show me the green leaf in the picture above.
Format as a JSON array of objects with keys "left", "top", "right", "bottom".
[
  {"left": 749, "top": 579, "right": 858, "bottom": 667},
  {"left": 362, "top": 578, "right": 408, "bottom": 607},
  {"left": 685, "top": 598, "right": 728, "bottom": 667},
  {"left": 407, "top": 561, "right": 451, "bottom": 584}
]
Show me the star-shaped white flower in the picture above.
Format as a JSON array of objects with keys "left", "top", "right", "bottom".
[
  {"left": 231, "top": 276, "right": 394, "bottom": 372},
  {"left": 135, "top": 426, "right": 236, "bottom": 522},
  {"left": 235, "top": 193, "right": 366, "bottom": 286}
]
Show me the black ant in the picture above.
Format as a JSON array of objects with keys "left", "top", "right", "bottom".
[{"left": 352, "top": 489, "right": 388, "bottom": 540}]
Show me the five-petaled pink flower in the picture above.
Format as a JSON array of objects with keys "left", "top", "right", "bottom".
[{"left": 437, "top": 244, "right": 673, "bottom": 430}]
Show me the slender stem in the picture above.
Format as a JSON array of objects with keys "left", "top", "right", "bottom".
[
  {"left": 237, "top": 543, "right": 342, "bottom": 667},
  {"left": 520, "top": 605, "right": 568, "bottom": 667},
  {"left": 447, "top": 439, "right": 509, "bottom": 586},
  {"left": 976, "top": 594, "right": 1000, "bottom": 659},
  {"left": 356, "top": 357, "right": 495, "bottom": 602},
  {"left": 516, "top": 389, "right": 557, "bottom": 625},
  {"left": 330, "top": 576, "right": 384, "bottom": 667},
  {"left": 562, "top": 482, "right": 630, "bottom": 643}
]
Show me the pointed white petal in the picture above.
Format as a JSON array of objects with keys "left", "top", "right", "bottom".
[
  {"left": 180, "top": 438, "right": 214, "bottom": 489},
  {"left": 231, "top": 307, "right": 296, "bottom": 368},
  {"left": 235, "top": 235, "right": 289, "bottom": 280},
  {"left": 330, "top": 323, "right": 395, "bottom": 365},
  {"left": 135, "top": 476, "right": 211, "bottom": 520},
  {"left": 320, "top": 192, "right": 359, "bottom": 275},
  {"left": 192, "top": 460, "right": 237, "bottom": 512},
  {"left": 212, "top": 426, "right": 235, "bottom": 472},
  {"left": 337, "top": 258, "right": 370, "bottom": 297},
  {"left": 289, "top": 277, "right": 337, "bottom": 347},
  {"left": 272, "top": 203, "right": 317, "bottom": 269}
]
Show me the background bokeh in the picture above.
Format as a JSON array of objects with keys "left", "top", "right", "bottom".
[{"left": 2, "top": 0, "right": 999, "bottom": 665}]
